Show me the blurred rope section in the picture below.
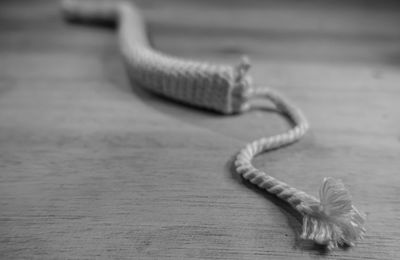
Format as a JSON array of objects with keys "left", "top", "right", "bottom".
[{"left": 61, "top": 0, "right": 366, "bottom": 250}]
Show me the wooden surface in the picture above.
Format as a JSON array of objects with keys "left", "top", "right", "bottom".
[{"left": 1, "top": 0, "right": 400, "bottom": 259}]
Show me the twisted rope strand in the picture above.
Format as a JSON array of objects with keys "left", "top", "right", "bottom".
[
  {"left": 61, "top": 0, "right": 365, "bottom": 250},
  {"left": 235, "top": 87, "right": 312, "bottom": 208}
]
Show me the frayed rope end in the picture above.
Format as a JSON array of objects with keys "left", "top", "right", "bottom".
[{"left": 299, "top": 178, "right": 366, "bottom": 250}]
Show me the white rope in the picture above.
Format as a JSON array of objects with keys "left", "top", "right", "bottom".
[{"left": 61, "top": 0, "right": 366, "bottom": 250}]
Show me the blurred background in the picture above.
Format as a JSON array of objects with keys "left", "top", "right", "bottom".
[{"left": 0, "top": 0, "right": 399, "bottom": 259}]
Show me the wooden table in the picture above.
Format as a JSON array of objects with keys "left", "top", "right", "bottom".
[{"left": 1, "top": 0, "right": 399, "bottom": 259}]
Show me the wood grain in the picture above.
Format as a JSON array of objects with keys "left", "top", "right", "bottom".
[{"left": 1, "top": 0, "right": 399, "bottom": 259}]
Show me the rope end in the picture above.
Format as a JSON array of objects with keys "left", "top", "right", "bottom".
[{"left": 300, "top": 178, "right": 366, "bottom": 250}]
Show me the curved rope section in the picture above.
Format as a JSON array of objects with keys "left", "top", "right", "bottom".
[
  {"left": 61, "top": 0, "right": 365, "bottom": 250},
  {"left": 235, "top": 87, "right": 365, "bottom": 249},
  {"left": 62, "top": 0, "right": 251, "bottom": 114},
  {"left": 235, "top": 87, "right": 311, "bottom": 208}
]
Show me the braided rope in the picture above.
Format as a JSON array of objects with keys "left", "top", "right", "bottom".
[
  {"left": 63, "top": 0, "right": 251, "bottom": 114},
  {"left": 61, "top": 0, "right": 365, "bottom": 250}
]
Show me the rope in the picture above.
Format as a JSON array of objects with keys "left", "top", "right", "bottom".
[
  {"left": 62, "top": 0, "right": 251, "bottom": 114},
  {"left": 235, "top": 87, "right": 311, "bottom": 207},
  {"left": 61, "top": 0, "right": 365, "bottom": 250}
]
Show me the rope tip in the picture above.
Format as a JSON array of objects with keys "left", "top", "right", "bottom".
[{"left": 300, "top": 178, "right": 366, "bottom": 250}]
